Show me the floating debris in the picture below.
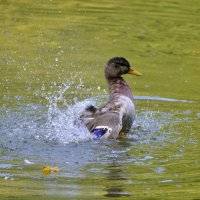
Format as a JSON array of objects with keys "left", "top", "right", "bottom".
[{"left": 42, "top": 166, "right": 59, "bottom": 175}]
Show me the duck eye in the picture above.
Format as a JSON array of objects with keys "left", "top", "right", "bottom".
[{"left": 122, "top": 66, "right": 129, "bottom": 73}]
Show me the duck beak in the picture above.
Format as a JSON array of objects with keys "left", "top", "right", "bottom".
[{"left": 128, "top": 68, "right": 142, "bottom": 76}]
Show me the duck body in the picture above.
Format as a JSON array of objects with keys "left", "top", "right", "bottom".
[{"left": 80, "top": 57, "right": 141, "bottom": 139}]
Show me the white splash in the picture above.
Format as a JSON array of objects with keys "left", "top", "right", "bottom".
[{"left": 42, "top": 83, "right": 94, "bottom": 144}]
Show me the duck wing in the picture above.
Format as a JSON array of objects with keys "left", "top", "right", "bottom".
[{"left": 80, "top": 103, "right": 123, "bottom": 138}]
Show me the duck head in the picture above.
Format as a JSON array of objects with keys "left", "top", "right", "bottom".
[{"left": 105, "top": 57, "right": 142, "bottom": 80}]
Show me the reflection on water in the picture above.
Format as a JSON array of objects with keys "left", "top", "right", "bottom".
[
  {"left": 104, "top": 160, "right": 131, "bottom": 198},
  {"left": 1, "top": 0, "right": 200, "bottom": 199}
]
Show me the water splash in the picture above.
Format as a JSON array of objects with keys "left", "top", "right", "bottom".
[
  {"left": 37, "top": 82, "right": 94, "bottom": 144},
  {"left": 0, "top": 82, "right": 94, "bottom": 153},
  {"left": 0, "top": 77, "right": 192, "bottom": 153},
  {"left": 128, "top": 110, "right": 175, "bottom": 145},
  {"left": 41, "top": 100, "right": 92, "bottom": 144}
]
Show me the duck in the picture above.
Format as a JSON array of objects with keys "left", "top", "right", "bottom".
[{"left": 80, "top": 57, "right": 142, "bottom": 139}]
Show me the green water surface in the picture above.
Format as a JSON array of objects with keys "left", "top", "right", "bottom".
[{"left": 0, "top": 0, "right": 200, "bottom": 199}]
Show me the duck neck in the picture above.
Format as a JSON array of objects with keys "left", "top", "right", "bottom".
[{"left": 107, "top": 77, "right": 134, "bottom": 101}]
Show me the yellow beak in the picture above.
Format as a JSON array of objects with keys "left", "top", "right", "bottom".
[{"left": 128, "top": 68, "right": 142, "bottom": 76}]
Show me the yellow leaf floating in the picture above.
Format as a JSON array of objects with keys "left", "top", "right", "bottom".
[
  {"left": 42, "top": 166, "right": 59, "bottom": 175},
  {"left": 42, "top": 166, "right": 51, "bottom": 175},
  {"left": 52, "top": 166, "right": 59, "bottom": 172}
]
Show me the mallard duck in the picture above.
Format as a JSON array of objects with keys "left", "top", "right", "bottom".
[{"left": 81, "top": 57, "right": 142, "bottom": 139}]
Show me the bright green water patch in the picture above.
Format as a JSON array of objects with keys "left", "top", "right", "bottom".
[
  {"left": 1, "top": 0, "right": 200, "bottom": 104},
  {"left": 0, "top": 0, "right": 200, "bottom": 199}
]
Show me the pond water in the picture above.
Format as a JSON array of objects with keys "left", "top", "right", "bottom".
[{"left": 0, "top": 0, "right": 200, "bottom": 199}]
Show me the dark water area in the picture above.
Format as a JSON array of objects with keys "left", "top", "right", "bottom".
[{"left": 0, "top": 0, "right": 200, "bottom": 199}]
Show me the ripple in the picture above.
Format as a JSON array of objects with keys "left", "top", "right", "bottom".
[
  {"left": 135, "top": 96, "right": 193, "bottom": 103},
  {"left": 0, "top": 92, "right": 194, "bottom": 161}
]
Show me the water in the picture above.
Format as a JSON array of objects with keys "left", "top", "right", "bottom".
[{"left": 0, "top": 0, "right": 200, "bottom": 199}]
